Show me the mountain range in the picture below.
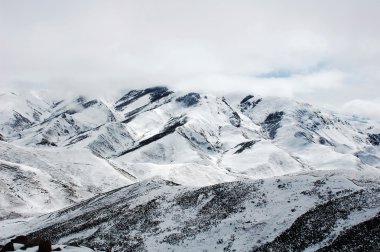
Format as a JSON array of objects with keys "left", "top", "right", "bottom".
[{"left": 1, "top": 86, "right": 380, "bottom": 251}]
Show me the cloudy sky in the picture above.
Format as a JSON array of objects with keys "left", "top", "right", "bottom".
[{"left": 1, "top": 0, "right": 380, "bottom": 119}]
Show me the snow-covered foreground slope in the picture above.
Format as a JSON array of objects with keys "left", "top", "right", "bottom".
[
  {"left": 0, "top": 141, "right": 132, "bottom": 219},
  {"left": 1, "top": 86, "right": 380, "bottom": 220},
  {"left": 1, "top": 170, "right": 379, "bottom": 251}
]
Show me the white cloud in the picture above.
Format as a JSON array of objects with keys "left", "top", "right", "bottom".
[
  {"left": 341, "top": 99, "right": 380, "bottom": 120},
  {"left": 0, "top": 0, "right": 379, "bottom": 119}
]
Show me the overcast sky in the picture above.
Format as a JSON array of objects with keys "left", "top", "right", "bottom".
[{"left": 1, "top": 0, "right": 380, "bottom": 119}]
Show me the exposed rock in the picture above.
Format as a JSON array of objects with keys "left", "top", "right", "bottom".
[
  {"left": 10, "top": 112, "right": 33, "bottom": 131},
  {"left": 262, "top": 111, "right": 284, "bottom": 139},
  {"left": 11, "top": 235, "right": 28, "bottom": 244},
  {"left": 234, "top": 140, "right": 259, "bottom": 154},
  {"left": 0, "top": 242, "right": 14, "bottom": 252},
  {"left": 76, "top": 96, "right": 86, "bottom": 104},
  {"left": 175, "top": 92, "right": 201, "bottom": 107},
  {"left": 221, "top": 97, "right": 241, "bottom": 127},
  {"left": 115, "top": 86, "right": 172, "bottom": 111},
  {"left": 229, "top": 111, "right": 240, "bottom": 127},
  {"left": 82, "top": 99, "right": 98, "bottom": 109},
  {"left": 240, "top": 95, "right": 262, "bottom": 112},
  {"left": 25, "top": 237, "right": 46, "bottom": 248},
  {"left": 36, "top": 138, "right": 57, "bottom": 147},
  {"left": 148, "top": 86, "right": 173, "bottom": 102},
  {"left": 38, "top": 239, "right": 52, "bottom": 252},
  {"left": 368, "top": 133, "right": 380, "bottom": 146},
  {"left": 116, "top": 116, "right": 187, "bottom": 157}
]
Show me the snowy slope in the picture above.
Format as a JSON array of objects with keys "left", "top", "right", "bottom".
[
  {"left": 0, "top": 141, "right": 132, "bottom": 219},
  {"left": 1, "top": 86, "right": 380, "bottom": 220},
  {"left": 1, "top": 170, "right": 379, "bottom": 251}
]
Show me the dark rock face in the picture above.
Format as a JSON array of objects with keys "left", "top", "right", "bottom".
[
  {"left": 66, "top": 134, "right": 89, "bottom": 146},
  {"left": 148, "top": 87, "right": 173, "bottom": 103},
  {"left": 11, "top": 235, "right": 28, "bottom": 244},
  {"left": 38, "top": 239, "right": 52, "bottom": 252},
  {"left": 262, "top": 111, "right": 284, "bottom": 139},
  {"left": 229, "top": 111, "right": 241, "bottom": 128},
  {"left": 76, "top": 96, "right": 86, "bottom": 104},
  {"left": 1, "top": 236, "right": 56, "bottom": 252},
  {"left": 32, "top": 110, "right": 43, "bottom": 121},
  {"left": 117, "top": 116, "right": 187, "bottom": 157},
  {"left": 241, "top": 95, "right": 254, "bottom": 104},
  {"left": 63, "top": 109, "right": 77, "bottom": 115},
  {"left": 36, "top": 138, "right": 57, "bottom": 147},
  {"left": 87, "top": 123, "right": 135, "bottom": 158},
  {"left": 368, "top": 133, "right": 380, "bottom": 146},
  {"left": 221, "top": 97, "right": 241, "bottom": 127},
  {"left": 240, "top": 95, "right": 262, "bottom": 112},
  {"left": 0, "top": 133, "right": 5, "bottom": 142},
  {"left": 0, "top": 242, "right": 14, "bottom": 252},
  {"left": 175, "top": 93, "right": 201, "bottom": 107},
  {"left": 115, "top": 86, "right": 172, "bottom": 111},
  {"left": 82, "top": 99, "right": 98, "bottom": 109},
  {"left": 10, "top": 112, "right": 33, "bottom": 131},
  {"left": 234, "top": 140, "right": 259, "bottom": 154}
]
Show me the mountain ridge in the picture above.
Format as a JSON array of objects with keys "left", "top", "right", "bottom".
[{"left": 0, "top": 86, "right": 380, "bottom": 219}]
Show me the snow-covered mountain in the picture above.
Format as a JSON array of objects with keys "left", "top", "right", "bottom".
[
  {"left": 1, "top": 86, "right": 380, "bottom": 219},
  {"left": 2, "top": 170, "right": 380, "bottom": 251},
  {"left": 1, "top": 86, "right": 380, "bottom": 251}
]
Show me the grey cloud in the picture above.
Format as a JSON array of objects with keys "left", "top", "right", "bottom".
[{"left": 0, "top": 0, "right": 379, "bottom": 119}]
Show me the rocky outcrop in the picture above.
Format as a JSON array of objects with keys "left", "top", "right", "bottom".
[
  {"left": 175, "top": 93, "right": 201, "bottom": 107},
  {"left": 262, "top": 111, "right": 284, "bottom": 139},
  {"left": 368, "top": 133, "right": 380, "bottom": 146}
]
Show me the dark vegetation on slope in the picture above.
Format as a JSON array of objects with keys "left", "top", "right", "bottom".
[
  {"left": 163, "top": 182, "right": 257, "bottom": 245},
  {"left": 253, "top": 189, "right": 380, "bottom": 252},
  {"left": 318, "top": 213, "right": 380, "bottom": 252},
  {"left": 7, "top": 177, "right": 379, "bottom": 252}
]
